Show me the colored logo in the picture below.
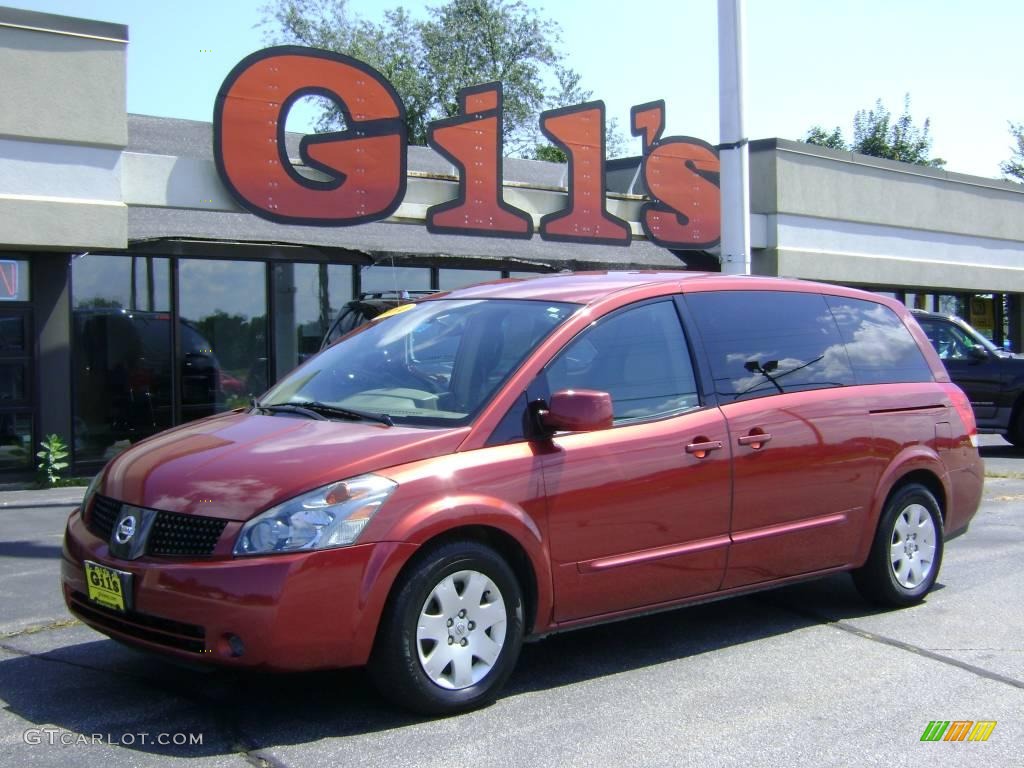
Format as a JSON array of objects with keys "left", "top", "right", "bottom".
[{"left": 920, "top": 720, "right": 996, "bottom": 742}]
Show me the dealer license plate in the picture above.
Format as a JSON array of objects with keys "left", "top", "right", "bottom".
[{"left": 84, "top": 561, "right": 133, "bottom": 612}]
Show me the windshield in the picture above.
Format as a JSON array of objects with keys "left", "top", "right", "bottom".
[
  {"left": 261, "top": 299, "right": 578, "bottom": 427},
  {"left": 958, "top": 318, "right": 1002, "bottom": 354}
]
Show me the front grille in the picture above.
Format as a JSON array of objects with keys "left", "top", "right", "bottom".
[
  {"left": 89, "top": 495, "right": 120, "bottom": 541},
  {"left": 86, "top": 495, "right": 228, "bottom": 557},
  {"left": 148, "top": 510, "right": 228, "bottom": 556},
  {"left": 68, "top": 591, "right": 206, "bottom": 653}
]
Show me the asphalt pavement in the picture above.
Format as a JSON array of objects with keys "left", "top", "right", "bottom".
[{"left": 0, "top": 437, "right": 1021, "bottom": 767}]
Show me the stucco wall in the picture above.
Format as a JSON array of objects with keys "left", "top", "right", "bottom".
[
  {"left": 0, "top": 8, "right": 127, "bottom": 249},
  {"left": 749, "top": 139, "right": 1024, "bottom": 290}
]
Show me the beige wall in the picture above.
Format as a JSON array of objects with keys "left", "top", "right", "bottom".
[
  {"left": 750, "top": 139, "right": 1024, "bottom": 291},
  {"left": 0, "top": 8, "right": 127, "bottom": 249}
]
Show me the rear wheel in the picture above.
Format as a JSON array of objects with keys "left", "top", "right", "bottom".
[
  {"left": 853, "top": 483, "right": 944, "bottom": 607},
  {"left": 369, "top": 541, "right": 524, "bottom": 715}
]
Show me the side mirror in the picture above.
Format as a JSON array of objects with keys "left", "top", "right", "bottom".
[
  {"left": 536, "top": 389, "right": 613, "bottom": 434},
  {"left": 968, "top": 346, "right": 989, "bottom": 363}
]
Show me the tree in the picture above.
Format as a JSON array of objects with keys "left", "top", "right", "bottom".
[
  {"left": 260, "top": 0, "right": 622, "bottom": 158},
  {"left": 531, "top": 66, "right": 629, "bottom": 162},
  {"left": 1000, "top": 122, "right": 1024, "bottom": 182},
  {"left": 802, "top": 125, "right": 846, "bottom": 150},
  {"left": 800, "top": 95, "right": 945, "bottom": 168}
]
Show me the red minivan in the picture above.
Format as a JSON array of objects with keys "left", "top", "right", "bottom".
[{"left": 62, "top": 273, "right": 983, "bottom": 714}]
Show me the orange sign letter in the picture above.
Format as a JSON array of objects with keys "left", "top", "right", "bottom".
[
  {"left": 214, "top": 46, "right": 406, "bottom": 225},
  {"left": 538, "top": 102, "right": 631, "bottom": 246},
  {"left": 631, "top": 101, "right": 721, "bottom": 249},
  {"left": 427, "top": 83, "right": 533, "bottom": 238}
]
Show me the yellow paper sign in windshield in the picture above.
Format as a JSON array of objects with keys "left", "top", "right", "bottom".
[{"left": 374, "top": 303, "right": 416, "bottom": 321}]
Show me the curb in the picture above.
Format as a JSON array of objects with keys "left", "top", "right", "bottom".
[{"left": 0, "top": 500, "right": 83, "bottom": 510}]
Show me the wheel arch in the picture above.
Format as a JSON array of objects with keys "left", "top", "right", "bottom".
[
  {"left": 857, "top": 451, "right": 949, "bottom": 566},
  {"left": 393, "top": 524, "right": 543, "bottom": 636}
]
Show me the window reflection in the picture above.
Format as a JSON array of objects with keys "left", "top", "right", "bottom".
[
  {"left": 438, "top": 269, "right": 501, "bottom": 290},
  {"left": 179, "top": 259, "right": 268, "bottom": 412},
  {"left": 360, "top": 265, "right": 430, "bottom": 294},
  {"left": 826, "top": 297, "right": 932, "bottom": 384},
  {"left": 72, "top": 255, "right": 174, "bottom": 462},
  {"left": 0, "top": 412, "right": 31, "bottom": 469},
  {"left": 273, "top": 263, "right": 352, "bottom": 381},
  {"left": 688, "top": 291, "right": 855, "bottom": 402}
]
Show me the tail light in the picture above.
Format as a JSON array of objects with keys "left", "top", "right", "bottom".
[{"left": 946, "top": 385, "right": 978, "bottom": 447}]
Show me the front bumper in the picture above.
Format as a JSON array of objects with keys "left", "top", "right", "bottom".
[{"left": 61, "top": 508, "right": 416, "bottom": 671}]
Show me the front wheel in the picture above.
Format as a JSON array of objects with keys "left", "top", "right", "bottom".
[
  {"left": 853, "top": 484, "right": 944, "bottom": 607},
  {"left": 369, "top": 541, "right": 524, "bottom": 715},
  {"left": 1004, "top": 404, "right": 1024, "bottom": 448}
]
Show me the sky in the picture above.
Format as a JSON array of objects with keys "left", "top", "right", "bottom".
[{"left": 11, "top": 0, "right": 1024, "bottom": 178}]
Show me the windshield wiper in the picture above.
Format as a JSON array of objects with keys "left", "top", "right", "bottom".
[
  {"left": 289, "top": 400, "right": 393, "bottom": 427},
  {"left": 252, "top": 397, "right": 393, "bottom": 426},
  {"left": 254, "top": 403, "right": 328, "bottom": 420}
]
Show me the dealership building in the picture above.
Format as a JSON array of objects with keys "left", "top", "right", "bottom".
[{"left": 3, "top": 6, "right": 1024, "bottom": 474}]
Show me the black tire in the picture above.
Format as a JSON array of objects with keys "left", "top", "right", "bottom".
[
  {"left": 369, "top": 540, "right": 524, "bottom": 715},
  {"left": 853, "top": 483, "right": 944, "bottom": 607},
  {"left": 1004, "top": 404, "right": 1024, "bottom": 448}
]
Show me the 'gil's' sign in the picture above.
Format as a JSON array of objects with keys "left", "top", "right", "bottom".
[{"left": 214, "top": 46, "right": 721, "bottom": 249}]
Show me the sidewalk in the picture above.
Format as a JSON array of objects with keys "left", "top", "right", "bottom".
[{"left": 0, "top": 486, "right": 86, "bottom": 509}]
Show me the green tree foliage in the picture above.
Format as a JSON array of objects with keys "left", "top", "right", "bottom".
[
  {"left": 802, "top": 125, "right": 847, "bottom": 150},
  {"left": 801, "top": 95, "right": 945, "bottom": 168},
  {"left": 1000, "top": 122, "right": 1024, "bottom": 182},
  {"left": 532, "top": 66, "right": 628, "bottom": 162},
  {"left": 261, "top": 0, "right": 626, "bottom": 159}
]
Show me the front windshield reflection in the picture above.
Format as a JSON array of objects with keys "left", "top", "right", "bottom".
[{"left": 260, "top": 299, "right": 578, "bottom": 427}]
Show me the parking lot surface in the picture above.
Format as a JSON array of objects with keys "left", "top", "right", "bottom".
[{"left": 1, "top": 438, "right": 1020, "bottom": 767}]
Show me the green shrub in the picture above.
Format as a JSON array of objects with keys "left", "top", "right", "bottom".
[{"left": 36, "top": 434, "right": 70, "bottom": 488}]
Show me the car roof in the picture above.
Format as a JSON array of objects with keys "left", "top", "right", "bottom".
[
  {"left": 428, "top": 271, "right": 888, "bottom": 306},
  {"left": 911, "top": 309, "right": 961, "bottom": 322}
]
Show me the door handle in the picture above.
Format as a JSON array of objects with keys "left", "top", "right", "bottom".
[
  {"left": 685, "top": 440, "right": 723, "bottom": 458},
  {"left": 738, "top": 432, "right": 772, "bottom": 449}
]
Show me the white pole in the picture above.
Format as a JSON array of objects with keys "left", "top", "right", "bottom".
[{"left": 717, "top": 0, "right": 751, "bottom": 274}]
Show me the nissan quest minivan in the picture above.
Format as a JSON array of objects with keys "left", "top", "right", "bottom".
[{"left": 62, "top": 272, "right": 983, "bottom": 715}]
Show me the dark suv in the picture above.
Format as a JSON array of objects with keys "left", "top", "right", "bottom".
[{"left": 913, "top": 309, "right": 1024, "bottom": 446}]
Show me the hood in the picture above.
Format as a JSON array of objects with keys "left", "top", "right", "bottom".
[{"left": 101, "top": 411, "right": 469, "bottom": 520}]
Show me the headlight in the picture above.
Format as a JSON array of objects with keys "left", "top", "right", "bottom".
[{"left": 233, "top": 474, "right": 397, "bottom": 556}]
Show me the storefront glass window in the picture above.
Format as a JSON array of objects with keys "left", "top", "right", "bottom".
[
  {"left": 179, "top": 259, "right": 268, "bottom": 413},
  {"left": 968, "top": 294, "right": 996, "bottom": 340},
  {"left": 438, "top": 269, "right": 502, "bottom": 290},
  {"left": 0, "top": 308, "right": 31, "bottom": 469},
  {"left": 937, "top": 294, "right": 967, "bottom": 318},
  {"left": 0, "top": 259, "right": 30, "bottom": 302},
  {"left": 360, "top": 265, "right": 430, "bottom": 294},
  {"left": 272, "top": 263, "right": 352, "bottom": 381},
  {"left": 0, "top": 412, "right": 32, "bottom": 470},
  {"left": 904, "top": 293, "right": 934, "bottom": 312},
  {"left": 72, "top": 255, "right": 174, "bottom": 462}
]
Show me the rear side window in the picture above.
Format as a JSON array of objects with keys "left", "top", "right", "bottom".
[
  {"left": 826, "top": 297, "right": 934, "bottom": 383},
  {"left": 685, "top": 291, "right": 855, "bottom": 403}
]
